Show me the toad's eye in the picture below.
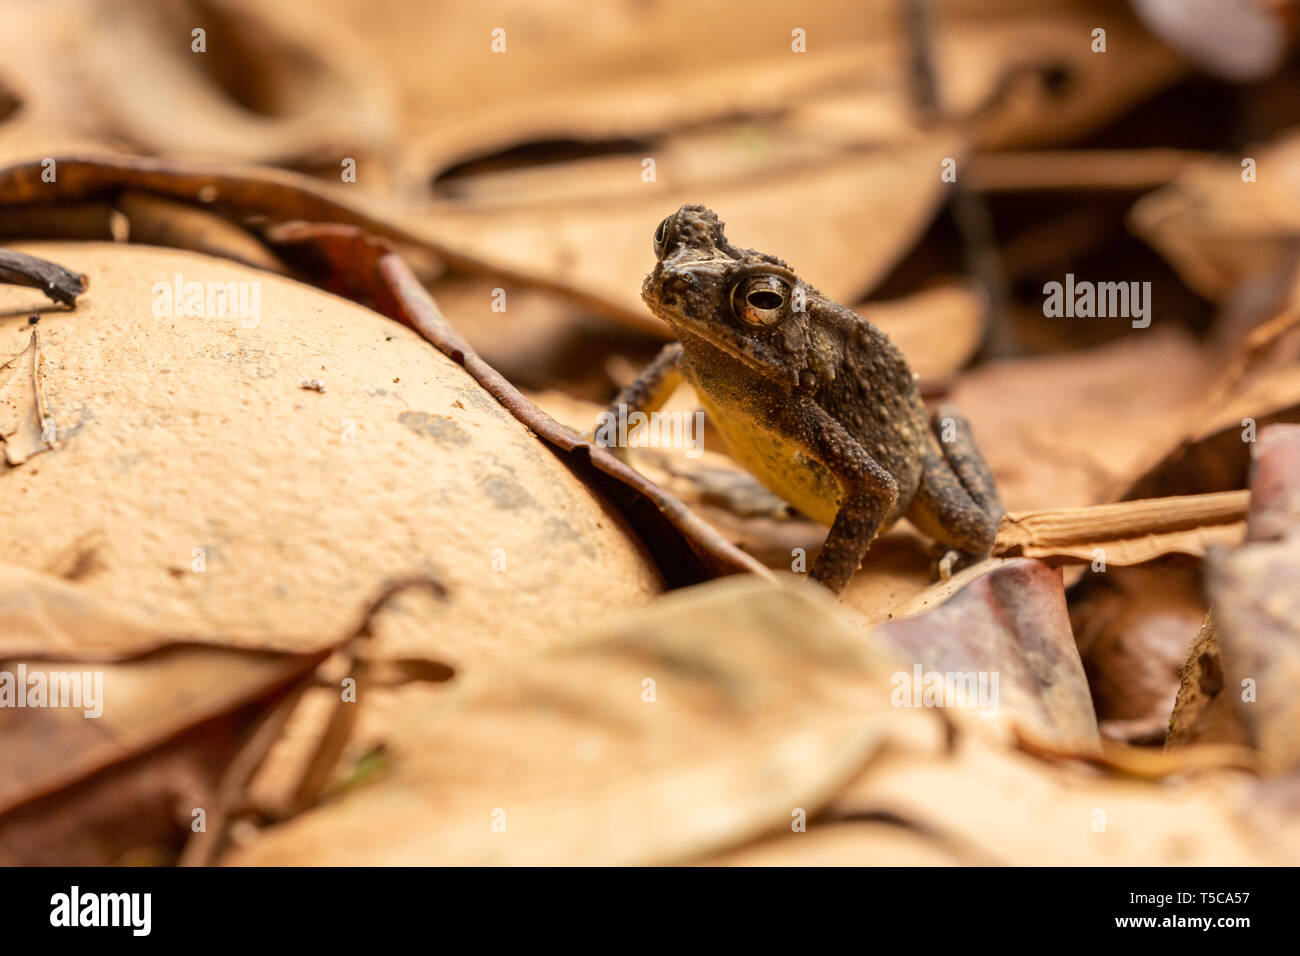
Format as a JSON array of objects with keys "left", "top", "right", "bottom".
[
  {"left": 730, "top": 275, "right": 791, "bottom": 327},
  {"left": 652, "top": 215, "right": 674, "bottom": 259}
]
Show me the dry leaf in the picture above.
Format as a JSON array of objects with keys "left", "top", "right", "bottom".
[
  {"left": 1072, "top": 561, "right": 1208, "bottom": 743},
  {"left": 1131, "top": 128, "right": 1300, "bottom": 301},
  {"left": 223, "top": 576, "right": 922, "bottom": 865},
  {"left": 994, "top": 491, "right": 1249, "bottom": 564},
  {"left": 1119, "top": 313, "right": 1300, "bottom": 501},
  {"left": 0, "top": 0, "right": 394, "bottom": 168},
  {"left": 116, "top": 191, "right": 289, "bottom": 275},
  {"left": 1167, "top": 614, "right": 1251, "bottom": 750},
  {"left": 0, "top": 329, "right": 53, "bottom": 465},
  {"left": 830, "top": 732, "right": 1276, "bottom": 865},
  {"left": 1132, "top": 0, "right": 1289, "bottom": 82},
  {"left": 415, "top": 140, "right": 963, "bottom": 332},
  {"left": 1170, "top": 425, "right": 1300, "bottom": 771},
  {"left": 857, "top": 281, "right": 987, "bottom": 383},
  {"left": 0, "top": 242, "right": 663, "bottom": 663},
  {"left": 1206, "top": 433, "right": 1300, "bottom": 771},
  {"left": 875, "top": 558, "right": 1100, "bottom": 750},
  {"left": 948, "top": 329, "right": 1211, "bottom": 510},
  {"left": 0, "top": 646, "right": 322, "bottom": 864}
]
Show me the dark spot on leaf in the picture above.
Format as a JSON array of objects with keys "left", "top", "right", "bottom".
[
  {"left": 545, "top": 515, "right": 595, "bottom": 558},
  {"left": 398, "top": 410, "right": 470, "bottom": 445},
  {"left": 481, "top": 473, "right": 533, "bottom": 510}
]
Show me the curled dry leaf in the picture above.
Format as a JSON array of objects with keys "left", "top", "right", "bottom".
[
  {"left": 875, "top": 558, "right": 1100, "bottom": 751},
  {"left": 1070, "top": 561, "right": 1209, "bottom": 743},
  {"left": 0, "top": 155, "right": 437, "bottom": 262},
  {"left": 312, "top": 0, "right": 1184, "bottom": 184},
  {"left": 1204, "top": 425, "right": 1300, "bottom": 773},
  {"left": 1130, "top": 128, "right": 1300, "bottom": 302},
  {"left": 0, "top": 577, "right": 443, "bottom": 865},
  {"left": 0, "top": 147, "right": 957, "bottom": 335},
  {"left": 0, "top": 699, "right": 256, "bottom": 866},
  {"left": 1167, "top": 614, "right": 1251, "bottom": 751},
  {"left": 324, "top": 0, "right": 906, "bottom": 182},
  {"left": 1119, "top": 310, "right": 1300, "bottom": 501}
]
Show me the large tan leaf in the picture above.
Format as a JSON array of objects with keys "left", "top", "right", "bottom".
[
  {"left": 0, "top": 242, "right": 662, "bottom": 667},
  {"left": 830, "top": 731, "right": 1277, "bottom": 865},
  {"left": 223, "top": 577, "right": 927, "bottom": 865}
]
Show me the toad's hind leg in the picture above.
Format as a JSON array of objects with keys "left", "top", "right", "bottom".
[
  {"left": 932, "top": 403, "right": 1001, "bottom": 515},
  {"left": 905, "top": 403, "right": 1002, "bottom": 559}
]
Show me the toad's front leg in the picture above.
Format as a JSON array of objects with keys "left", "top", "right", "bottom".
[
  {"left": 589, "top": 341, "right": 683, "bottom": 454},
  {"left": 604, "top": 341, "right": 684, "bottom": 420},
  {"left": 797, "top": 400, "right": 899, "bottom": 593}
]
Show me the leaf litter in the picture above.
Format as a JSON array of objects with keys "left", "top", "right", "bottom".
[{"left": 1, "top": 0, "right": 1300, "bottom": 865}]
